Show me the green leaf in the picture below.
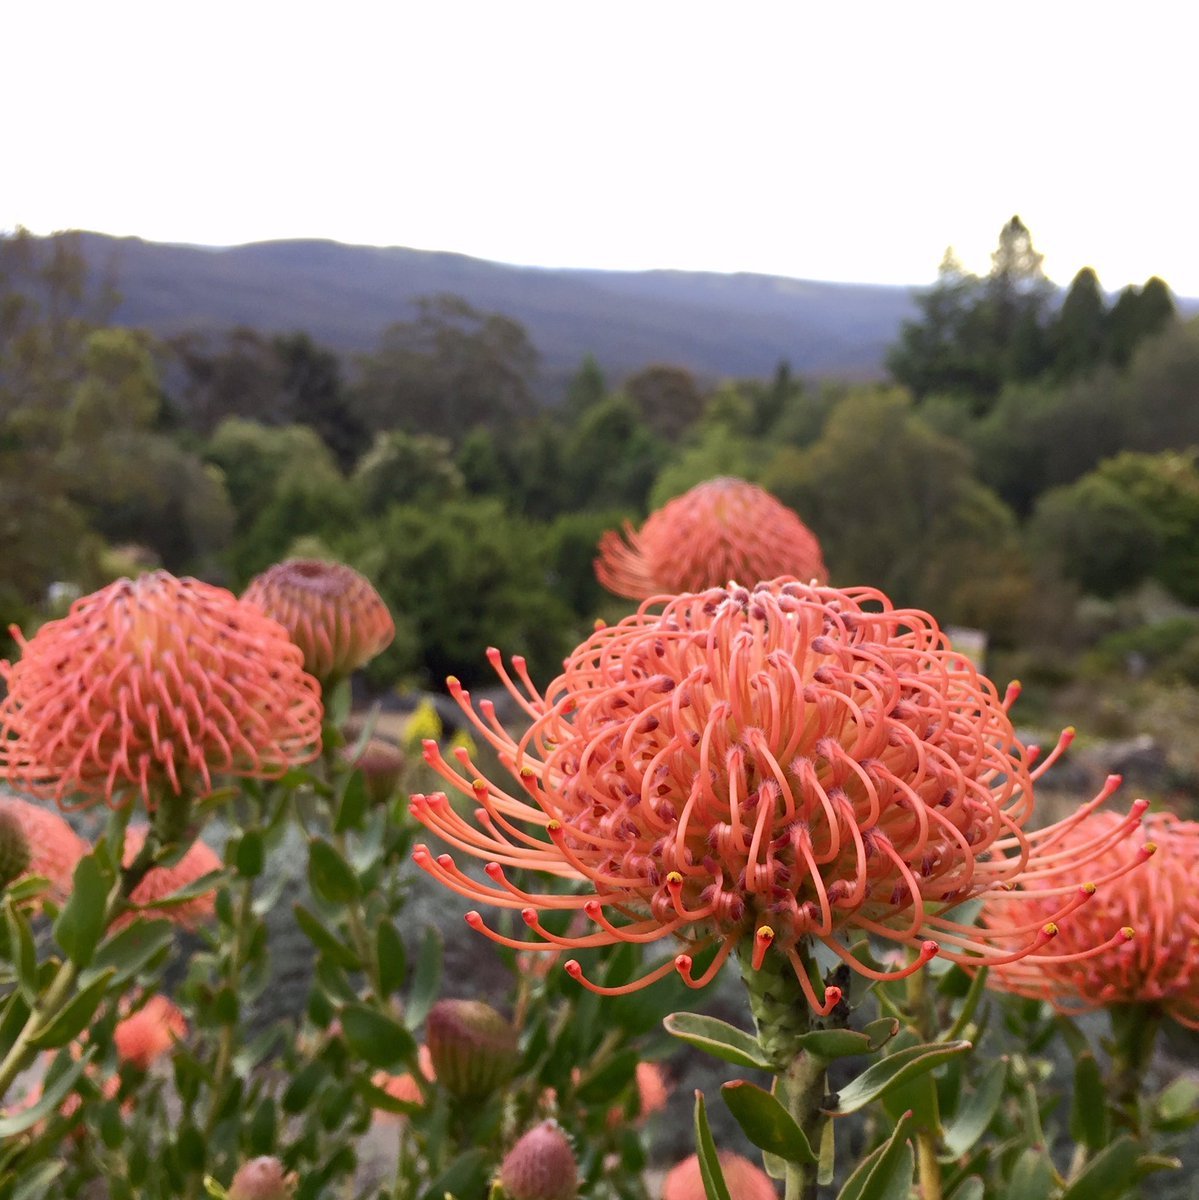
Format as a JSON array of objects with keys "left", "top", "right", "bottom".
[
  {"left": 54, "top": 854, "right": 110, "bottom": 968},
  {"left": 0, "top": 1047, "right": 94, "bottom": 1137},
  {"left": 824, "top": 1041, "right": 971, "bottom": 1116},
  {"left": 3, "top": 901, "right": 38, "bottom": 1000},
  {"left": 1069, "top": 1052, "right": 1109, "bottom": 1151},
  {"left": 419, "top": 1149, "right": 489, "bottom": 1200},
  {"left": 1008, "top": 1147, "right": 1054, "bottom": 1200},
  {"left": 720, "top": 1080, "right": 817, "bottom": 1164},
  {"left": 334, "top": 771, "right": 369, "bottom": 833},
  {"left": 1059, "top": 1137, "right": 1142, "bottom": 1200},
  {"left": 293, "top": 904, "right": 361, "bottom": 971},
  {"left": 947, "top": 1177, "right": 985, "bottom": 1200},
  {"left": 13, "top": 1162, "right": 66, "bottom": 1200},
  {"left": 693, "top": 1090, "right": 733, "bottom": 1200},
  {"left": 84, "top": 918, "right": 174, "bottom": 987},
  {"left": 29, "top": 969, "right": 116, "bottom": 1049},
  {"left": 942, "top": 1058, "right": 1007, "bottom": 1158},
  {"left": 282, "top": 1059, "right": 328, "bottom": 1114},
  {"left": 837, "top": 1110, "right": 914, "bottom": 1200},
  {"left": 664, "top": 1011, "right": 776, "bottom": 1072},
  {"left": 358, "top": 1075, "right": 424, "bottom": 1117},
  {"left": 942, "top": 965, "right": 989, "bottom": 1043},
  {"left": 0, "top": 990, "right": 31, "bottom": 1061},
  {"left": 307, "top": 838, "right": 360, "bottom": 904},
  {"left": 376, "top": 918, "right": 407, "bottom": 998},
  {"left": 340, "top": 1002, "right": 416, "bottom": 1070},
  {"left": 576, "top": 1048, "right": 639, "bottom": 1106},
  {"left": 131, "top": 869, "right": 223, "bottom": 912},
  {"left": 235, "top": 829, "right": 265, "bottom": 878},
  {"left": 1153, "top": 1075, "right": 1199, "bottom": 1131},
  {"left": 405, "top": 926, "right": 442, "bottom": 1030}
]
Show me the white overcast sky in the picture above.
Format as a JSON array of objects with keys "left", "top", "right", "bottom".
[{"left": 5, "top": 1, "right": 1196, "bottom": 294}]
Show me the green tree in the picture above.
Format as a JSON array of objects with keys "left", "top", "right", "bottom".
[
  {"left": 1051, "top": 267, "right": 1107, "bottom": 379},
  {"left": 563, "top": 353, "right": 607, "bottom": 424},
  {"left": 1107, "top": 277, "right": 1177, "bottom": 367},
  {"left": 648, "top": 386, "right": 756, "bottom": 508},
  {"left": 167, "top": 327, "right": 287, "bottom": 434},
  {"left": 274, "top": 331, "right": 368, "bottom": 470},
  {"left": 623, "top": 364, "right": 704, "bottom": 441},
  {"left": 352, "top": 429, "right": 465, "bottom": 515},
  {"left": 353, "top": 294, "right": 538, "bottom": 445},
  {"left": 561, "top": 395, "right": 666, "bottom": 512}
]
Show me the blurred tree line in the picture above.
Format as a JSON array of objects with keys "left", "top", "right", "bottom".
[{"left": 3, "top": 223, "right": 1198, "bottom": 701}]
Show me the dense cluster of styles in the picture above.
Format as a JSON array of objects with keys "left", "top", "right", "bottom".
[{"left": 0, "top": 477, "right": 1197, "bottom": 1200}]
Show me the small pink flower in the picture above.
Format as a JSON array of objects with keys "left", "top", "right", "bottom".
[
  {"left": 596, "top": 478, "right": 827, "bottom": 599},
  {"left": 113, "top": 994, "right": 188, "bottom": 1070},
  {"left": 500, "top": 1121, "right": 578, "bottom": 1200},
  {"left": 228, "top": 1156, "right": 298, "bottom": 1200}
]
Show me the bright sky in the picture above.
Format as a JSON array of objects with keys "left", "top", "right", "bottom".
[{"left": 5, "top": 1, "right": 1196, "bottom": 294}]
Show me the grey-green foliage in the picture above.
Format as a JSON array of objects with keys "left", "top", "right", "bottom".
[{"left": 352, "top": 429, "right": 464, "bottom": 516}]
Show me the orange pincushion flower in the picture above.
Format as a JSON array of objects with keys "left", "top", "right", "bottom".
[
  {"left": 242, "top": 559, "right": 394, "bottom": 685},
  {"left": 982, "top": 811, "right": 1199, "bottom": 1027},
  {"left": 118, "top": 824, "right": 221, "bottom": 929},
  {"left": 0, "top": 572, "right": 322, "bottom": 811},
  {"left": 663, "top": 1152, "right": 777, "bottom": 1200},
  {"left": 114, "top": 994, "right": 188, "bottom": 1070},
  {"left": 0, "top": 795, "right": 86, "bottom": 901},
  {"left": 371, "top": 1045, "right": 435, "bottom": 1120},
  {"left": 595, "top": 478, "right": 827, "bottom": 600},
  {"left": 412, "top": 580, "right": 1149, "bottom": 1010}
]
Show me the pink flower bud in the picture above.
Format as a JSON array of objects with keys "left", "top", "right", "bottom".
[
  {"left": 228, "top": 1156, "right": 298, "bottom": 1200},
  {"left": 425, "top": 998, "right": 519, "bottom": 1098},
  {"left": 500, "top": 1121, "right": 578, "bottom": 1200},
  {"left": 0, "top": 803, "right": 32, "bottom": 888}
]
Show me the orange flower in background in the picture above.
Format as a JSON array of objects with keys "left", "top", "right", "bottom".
[
  {"left": 0, "top": 795, "right": 86, "bottom": 901},
  {"left": 412, "top": 580, "right": 1149, "bottom": 1011},
  {"left": 595, "top": 478, "right": 827, "bottom": 600},
  {"left": 982, "top": 811, "right": 1199, "bottom": 1027},
  {"left": 117, "top": 824, "right": 221, "bottom": 929},
  {"left": 242, "top": 559, "right": 394, "bottom": 685},
  {"left": 114, "top": 994, "right": 188, "bottom": 1070},
  {"left": 0, "top": 572, "right": 322, "bottom": 811},
  {"left": 663, "top": 1152, "right": 777, "bottom": 1200},
  {"left": 371, "top": 1045, "right": 435, "bottom": 1120}
]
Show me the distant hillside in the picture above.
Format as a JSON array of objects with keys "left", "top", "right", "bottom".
[{"left": 71, "top": 233, "right": 918, "bottom": 386}]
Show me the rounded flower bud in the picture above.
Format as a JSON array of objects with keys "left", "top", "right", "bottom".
[
  {"left": 242, "top": 559, "right": 394, "bottom": 686},
  {"left": 425, "top": 998, "right": 519, "bottom": 1099},
  {"left": 342, "top": 737, "right": 406, "bottom": 805},
  {"left": 663, "top": 1152, "right": 777, "bottom": 1200},
  {"left": 499, "top": 1121, "right": 578, "bottom": 1200},
  {"left": 0, "top": 804, "right": 33, "bottom": 889},
  {"left": 228, "top": 1156, "right": 298, "bottom": 1200},
  {"left": 0, "top": 796, "right": 86, "bottom": 902}
]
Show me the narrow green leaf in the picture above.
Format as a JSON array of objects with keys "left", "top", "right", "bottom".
[
  {"left": 942, "top": 965, "right": 989, "bottom": 1043},
  {"left": 13, "top": 1161, "right": 65, "bottom": 1200},
  {"left": 84, "top": 918, "right": 174, "bottom": 986},
  {"left": 359, "top": 1075, "right": 424, "bottom": 1117},
  {"left": 235, "top": 830, "right": 265, "bottom": 878},
  {"left": 293, "top": 904, "right": 361, "bottom": 970},
  {"left": 0, "top": 1048, "right": 94, "bottom": 1136},
  {"left": 1059, "top": 1137, "right": 1141, "bottom": 1200},
  {"left": 837, "top": 1110, "right": 914, "bottom": 1200},
  {"left": 29, "top": 969, "right": 116, "bottom": 1049},
  {"left": 419, "top": 1148, "right": 489, "bottom": 1200},
  {"left": 863, "top": 1017, "right": 902, "bottom": 1050},
  {"left": 693, "top": 1091, "right": 733, "bottom": 1200},
  {"left": 405, "top": 926, "right": 442, "bottom": 1029},
  {"left": 131, "top": 869, "right": 223, "bottom": 911},
  {"left": 307, "top": 838, "right": 360, "bottom": 904},
  {"left": 340, "top": 1002, "right": 416, "bottom": 1070},
  {"left": 1069, "top": 1052, "right": 1109, "bottom": 1152},
  {"left": 54, "top": 854, "right": 110, "bottom": 968},
  {"left": 942, "top": 1058, "right": 1007, "bottom": 1158},
  {"left": 795, "top": 1028, "right": 875, "bottom": 1058},
  {"left": 4, "top": 901, "right": 38, "bottom": 1000},
  {"left": 721, "top": 1080, "right": 816, "bottom": 1164},
  {"left": 1008, "top": 1147, "right": 1054, "bottom": 1200},
  {"left": 664, "top": 1011, "right": 776, "bottom": 1072},
  {"left": 0, "top": 989, "right": 32, "bottom": 1061},
  {"left": 3, "top": 875, "right": 52, "bottom": 906},
  {"left": 824, "top": 1041, "right": 972, "bottom": 1116},
  {"left": 1153, "top": 1075, "right": 1199, "bottom": 1131},
  {"left": 281, "top": 1059, "right": 328, "bottom": 1114},
  {"left": 334, "top": 771, "right": 369, "bottom": 833},
  {"left": 576, "top": 1048, "right": 639, "bottom": 1106},
  {"left": 376, "top": 918, "right": 407, "bottom": 998},
  {"left": 947, "top": 1177, "right": 985, "bottom": 1200}
]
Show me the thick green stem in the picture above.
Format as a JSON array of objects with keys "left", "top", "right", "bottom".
[
  {"left": 1108, "top": 1003, "right": 1162, "bottom": 1138},
  {"left": 905, "top": 968, "right": 943, "bottom": 1200}
]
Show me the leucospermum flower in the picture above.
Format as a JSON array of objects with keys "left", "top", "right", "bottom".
[
  {"left": 0, "top": 573, "right": 322, "bottom": 811},
  {"left": 242, "top": 559, "right": 394, "bottom": 686},
  {"left": 0, "top": 795, "right": 86, "bottom": 900},
  {"left": 114, "top": 994, "right": 188, "bottom": 1070},
  {"left": 982, "top": 811, "right": 1199, "bottom": 1027},
  {"left": 412, "top": 580, "right": 1150, "bottom": 1012},
  {"left": 595, "top": 478, "right": 828, "bottom": 599},
  {"left": 117, "top": 824, "right": 222, "bottom": 930},
  {"left": 663, "top": 1152, "right": 777, "bottom": 1200}
]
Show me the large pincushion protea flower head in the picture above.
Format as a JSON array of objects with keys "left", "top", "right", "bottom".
[
  {"left": 981, "top": 811, "right": 1199, "bottom": 1027},
  {"left": 242, "top": 559, "right": 394, "bottom": 687},
  {"left": 0, "top": 573, "right": 323, "bottom": 812},
  {"left": 595, "top": 478, "right": 827, "bottom": 600},
  {"left": 412, "top": 579, "right": 1150, "bottom": 1011}
]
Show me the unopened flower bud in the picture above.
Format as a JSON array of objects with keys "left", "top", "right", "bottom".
[
  {"left": 425, "top": 998, "right": 519, "bottom": 1098},
  {"left": 342, "top": 737, "right": 406, "bottom": 804},
  {"left": 500, "top": 1121, "right": 578, "bottom": 1200},
  {"left": 228, "top": 1156, "right": 298, "bottom": 1200},
  {"left": 0, "top": 805, "right": 32, "bottom": 888}
]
